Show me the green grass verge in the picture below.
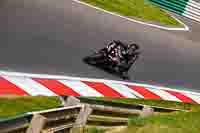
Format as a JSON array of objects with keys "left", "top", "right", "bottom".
[
  {"left": 90, "top": 97, "right": 200, "bottom": 133},
  {"left": 86, "top": 127, "right": 105, "bottom": 133},
  {"left": 91, "top": 97, "right": 200, "bottom": 111},
  {"left": 0, "top": 96, "right": 61, "bottom": 119},
  {"left": 1, "top": 96, "right": 200, "bottom": 133},
  {"left": 126, "top": 111, "right": 200, "bottom": 133},
  {"left": 81, "top": 0, "right": 182, "bottom": 27}
]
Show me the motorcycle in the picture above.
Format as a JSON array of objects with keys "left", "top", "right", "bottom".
[{"left": 83, "top": 45, "right": 140, "bottom": 80}]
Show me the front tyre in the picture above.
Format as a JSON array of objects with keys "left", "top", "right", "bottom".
[{"left": 120, "top": 71, "right": 129, "bottom": 80}]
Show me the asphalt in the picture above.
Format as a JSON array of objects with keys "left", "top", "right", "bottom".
[{"left": 0, "top": 0, "right": 200, "bottom": 91}]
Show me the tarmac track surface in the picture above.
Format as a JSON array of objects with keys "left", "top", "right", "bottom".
[{"left": 0, "top": 0, "right": 200, "bottom": 91}]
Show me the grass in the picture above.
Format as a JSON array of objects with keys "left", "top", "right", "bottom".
[
  {"left": 86, "top": 127, "right": 105, "bottom": 133},
  {"left": 89, "top": 97, "right": 200, "bottom": 111},
  {"left": 1, "top": 96, "right": 200, "bottom": 132},
  {"left": 89, "top": 97, "right": 200, "bottom": 133},
  {"left": 0, "top": 96, "right": 61, "bottom": 119},
  {"left": 81, "top": 0, "right": 182, "bottom": 27},
  {"left": 125, "top": 111, "right": 200, "bottom": 133}
]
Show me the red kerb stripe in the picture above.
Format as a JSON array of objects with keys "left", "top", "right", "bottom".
[
  {"left": 128, "top": 85, "right": 161, "bottom": 100},
  {"left": 0, "top": 77, "right": 28, "bottom": 95},
  {"left": 166, "top": 90, "right": 196, "bottom": 103},
  {"left": 83, "top": 81, "right": 124, "bottom": 98},
  {"left": 33, "top": 78, "right": 80, "bottom": 96}
]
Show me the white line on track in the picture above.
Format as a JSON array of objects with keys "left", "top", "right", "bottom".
[{"left": 71, "top": 0, "right": 189, "bottom": 31}]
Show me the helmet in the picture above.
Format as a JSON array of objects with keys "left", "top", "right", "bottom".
[
  {"left": 127, "top": 43, "right": 139, "bottom": 55},
  {"left": 128, "top": 43, "right": 139, "bottom": 50}
]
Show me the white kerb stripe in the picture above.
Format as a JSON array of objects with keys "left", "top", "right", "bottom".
[
  {"left": 58, "top": 80, "right": 103, "bottom": 97},
  {"left": 3, "top": 76, "right": 57, "bottom": 96},
  {"left": 183, "top": 93, "right": 200, "bottom": 104},
  {"left": 104, "top": 82, "right": 138, "bottom": 98},
  {"left": 146, "top": 88, "right": 181, "bottom": 102},
  {"left": 126, "top": 86, "right": 144, "bottom": 98}
]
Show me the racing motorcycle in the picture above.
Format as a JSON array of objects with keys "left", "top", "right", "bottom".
[{"left": 83, "top": 41, "right": 140, "bottom": 79}]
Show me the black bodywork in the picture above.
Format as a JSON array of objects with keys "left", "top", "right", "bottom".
[{"left": 83, "top": 41, "right": 140, "bottom": 80}]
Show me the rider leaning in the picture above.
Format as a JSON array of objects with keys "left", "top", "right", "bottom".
[{"left": 106, "top": 40, "right": 139, "bottom": 66}]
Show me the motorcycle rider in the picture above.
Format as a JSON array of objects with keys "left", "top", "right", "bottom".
[
  {"left": 84, "top": 40, "right": 139, "bottom": 79},
  {"left": 104, "top": 40, "right": 139, "bottom": 70}
]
